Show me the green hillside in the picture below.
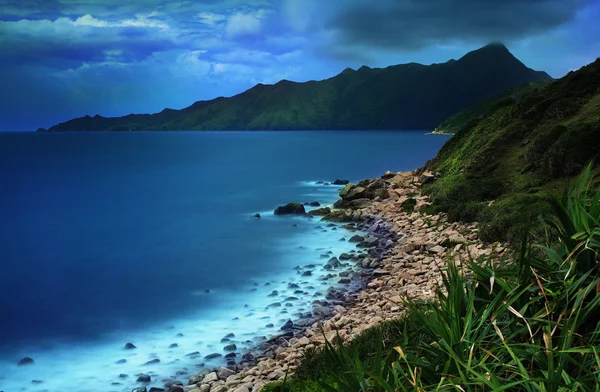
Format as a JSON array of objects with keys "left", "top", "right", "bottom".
[
  {"left": 424, "top": 57, "right": 600, "bottom": 242},
  {"left": 42, "top": 44, "right": 551, "bottom": 132},
  {"left": 433, "top": 80, "right": 551, "bottom": 134}
]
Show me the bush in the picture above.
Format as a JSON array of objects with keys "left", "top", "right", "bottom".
[
  {"left": 542, "top": 123, "right": 600, "bottom": 177},
  {"left": 477, "top": 194, "right": 548, "bottom": 243},
  {"left": 525, "top": 124, "right": 567, "bottom": 163}
]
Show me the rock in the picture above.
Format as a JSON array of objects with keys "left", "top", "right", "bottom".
[
  {"left": 252, "top": 213, "right": 261, "bottom": 219},
  {"left": 124, "top": 342, "right": 137, "bottom": 350},
  {"left": 327, "top": 257, "right": 342, "bottom": 268},
  {"left": 169, "top": 343, "right": 179, "bottom": 348},
  {"left": 309, "top": 201, "right": 321, "bottom": 206},
  {"left": 137, "top": 374, "right": 151, "bottom": 382},
  {"left": 204, "top": 353, "right": 222, "bottom": 359},
  {"left": 339, "top": 184, "right": 367, "bottom": 201},
  {"left": 17, "top": 357, "right": 35, "bottom": 366},
  {"left": 307, "top": 207, "right": 331, "bottom": 216},
  {"left": 144, "top": 358, "right": 160, "bottom": 365},
  {"left": 132, "top": 388, "right": 148, "bottom": 392},
  {"left": 241, "top": 352, "right": 255, "bottom": 361},
  {"left": 301, "top": 270, "right": 312, "bottom": 276},
  {"left": 348, "top": 235, "right": 365, "bottom": 243},
  {"left": 280, "top": 319, "right": 294, "bottom": 331},
  {"left": 188, "top": 374, "right": 203, "bottom": 385},
  {"left": 233, "top": 387, "right": 250, "bottom": 392},
  {"left": 217, "top": 367, "right": 236, "bottom": 380},
  {"left": 429, "top": 245, "right": 446, "bottom": 254},
  {"left": 347, "top": 198, "right": 372, "bottom": 209},
  {"left": 419, "top": 171, "right": 436, "bottom": 184},
  {"left": 332, "top": 179, "right": 349, "bottom": 185},
  {"left": 381, "top": 170, "right": 395, "bottom": 179},
  {"left": 313, "top": 305, "right": 331, "bottom": 317},
  {"left": 274, "top": 203, "right": 306, "bottom": 215},
  {"left": 165, "top": 380, "right": 183, "bottom": 388},
  {"left": 223, "top": 343, "right": 237, "bottom": 351},
  {"left": 167, "top": 387, "right": 184, "bottom": 392},
  {"left": 372, "top": 269, "right": 389, "bottom": 276},
  {"left": 115, "top": 359, "right": 127, "bottom": 364},
  {"left": 203, "top": 372, "right": 218, "bottom": 383},
  {"left": 149, "top": 388, "right": 166, "bottom": 392},
  {"left": 357, "top": 237, "right": 378, "bottom": 248}
]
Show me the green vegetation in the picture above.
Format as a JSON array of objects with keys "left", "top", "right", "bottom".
[
  {"left": 434, "top": 81, "right": 550, "bottom": 134},
  {"left": 425, "top": 58, "right": 600, "bottom": 243},
  {"left": 42, "top": 44, "right": 550, "bottom": 132},
  {"left": 264, "top": 165, "right": 600, "bottom": 391}
]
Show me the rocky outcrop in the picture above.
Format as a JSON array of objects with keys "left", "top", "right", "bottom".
[
  {"left": 332, "top": 179, "right": 350, "bottom": 185},
  {"left": 273, "top": 203, "right": 305, "bottom": 215},
  {"left": 307, "top": 207, "right": 331, "bottom": 216}
]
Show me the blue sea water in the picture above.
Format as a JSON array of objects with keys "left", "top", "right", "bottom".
[{"left": 0, "top": 131, "right": 450, "bottom": 391}]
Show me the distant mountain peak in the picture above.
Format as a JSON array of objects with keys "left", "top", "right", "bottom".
[
  {"left": 484, "top": 42, "right": 508, "bottom": 50},
  {"left": 44, "top": 44, "right": 552, "bottom": 132}
]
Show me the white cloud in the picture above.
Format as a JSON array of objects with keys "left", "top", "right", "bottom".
[
  {"left": 196, "top": 12, "right": 226, "bottom": 25},
  {"left": 225, "top": 10, "right": 270, "bottom": 37},
  {"left": 73, "top": 13, "right": 169, "bottom": 29},
  {"left": 73, "top": 14, "right": 109, "bottom": 27}
]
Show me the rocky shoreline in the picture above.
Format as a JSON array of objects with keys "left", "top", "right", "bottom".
[{"left": 147, "top": 170, "right": 507, "bottom": 392}]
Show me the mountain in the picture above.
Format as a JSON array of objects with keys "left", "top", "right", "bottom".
[
  {"left": 42, "top": 44, "right": 551, "bottom": 132},
  {"left": 424, "top": 57, "right": 600, "bottom": 243}
]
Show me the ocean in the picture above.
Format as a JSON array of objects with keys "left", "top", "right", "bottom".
[{"left": 0, "top": 131, "right": 450, "bottom": 391}]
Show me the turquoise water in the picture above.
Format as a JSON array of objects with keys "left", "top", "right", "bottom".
[{"left": 0, "top": 131, "right": 450, "bottom": 391}]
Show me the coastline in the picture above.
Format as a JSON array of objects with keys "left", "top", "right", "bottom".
[{"left": 178, "top": 170, "right": 508, "bottom": 392}]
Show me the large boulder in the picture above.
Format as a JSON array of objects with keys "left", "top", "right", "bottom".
[
  {"left": 339, "top": 184, "right": 367, "bottom": 201},
  {"left": 274, "top": 203, "right": 306, "bottom": 215},
  {"left": 419, "top": 171, "right": 436, "bottom": 184},
  {"left": 332, "top": 179, "right": 350, "bottom": 185},
  {"left": 136, "top": 374, "right": 151, "bottom": 382},
  {"left": 339, "top": 180, "right": 389, "bottom": 202}
]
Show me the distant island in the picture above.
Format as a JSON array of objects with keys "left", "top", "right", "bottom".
[{"left": 40, "top": 44, "right": 551, "bottom": 132}]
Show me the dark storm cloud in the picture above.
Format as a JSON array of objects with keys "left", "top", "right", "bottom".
[{"left": 326, "top": 0, "right": 592, "bottom": 51}]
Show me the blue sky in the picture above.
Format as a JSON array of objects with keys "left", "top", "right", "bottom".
[{"left": 1, "top": 0, "right": 599, "bottom": 131}]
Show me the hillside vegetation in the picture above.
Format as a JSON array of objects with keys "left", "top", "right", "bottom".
[
  {"left": 433, "top": 81, "right": 550, "bottom": 134},
  {"left": 42, "top": 44, "right": 550, "bottom": 132},
  {"left": 425, "top": 58, "right": 600, "bottom": 243}
]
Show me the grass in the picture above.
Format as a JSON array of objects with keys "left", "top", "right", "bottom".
[{"left": 264, "top": 165, "right": 600, "bottom": 391}]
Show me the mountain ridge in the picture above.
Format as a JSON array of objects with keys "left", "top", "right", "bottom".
[{"left": 41, "top": 44, "right": 552, "bottom": 132}]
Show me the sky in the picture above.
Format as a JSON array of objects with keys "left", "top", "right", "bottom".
[{"left": 0, "top": 0, "right": 599, "bottom": 131}]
